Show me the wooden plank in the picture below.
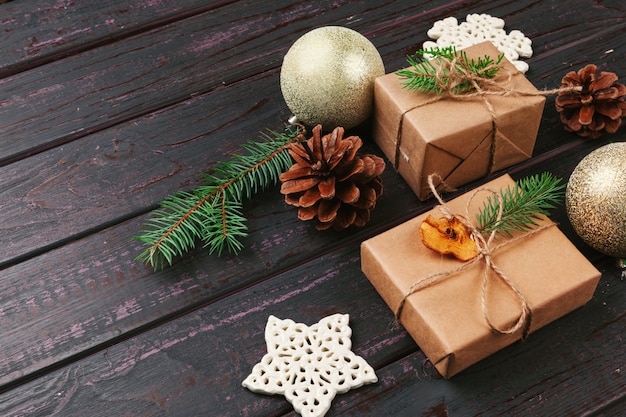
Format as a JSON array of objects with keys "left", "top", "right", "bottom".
[
  {"left": 1, "top": 0, "right": 623, "bottom": 265},
  {"left": 0, "top": 132, "right": 612, "bottom": 391},
  {"left": 0, "top": 66, "right": 431, "bottom": 273},
  {"left": 0, "top": 0, "right": 238, "bottom": 77},
  {"left": 0, "top": 246, "right": 621, "bottom": 416},
  {"left": 1, "top": 0, "right": 622, "bottom": 386},
  {"left": 0, "top": 120, "right": 422, "bottom": 389},
  {"left": 0, "top": 244, "right": 418, "bottom": 415},
  {"left": 0, "top": 174, "right": 420, "bottom": 389},
  {"left": 1, "top": 1, "right": 624, "bottom": 414},
  {"left": 0, "top": 69, "right": 278, "bottom": 266},
  {"left": 0, "top": 173, "right": 419, "bottom": 390},
  {"left": 0, "top": 0, "right": 441, "bottom": 165},
  {"left": 2, "top": 0, "right": 623, "bottom": 164}
]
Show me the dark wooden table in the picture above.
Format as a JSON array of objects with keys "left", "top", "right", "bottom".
[{"left": 1, "top": 1, "right": 624, "bottom": 416}]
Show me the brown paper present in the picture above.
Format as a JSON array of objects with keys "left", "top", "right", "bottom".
[
  {"left": 372, "top": 41, "right": 546, "bottom": 200},
  {"left": 360, "top": 175, "right": 601, "bottom": 378}
]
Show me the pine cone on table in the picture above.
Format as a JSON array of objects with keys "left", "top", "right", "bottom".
[
  {"left": 555, "top": 64, "right": 626, "bottom": 138},
  {"left": 280, "top": 125, "right": 385, "bottom": 231}
]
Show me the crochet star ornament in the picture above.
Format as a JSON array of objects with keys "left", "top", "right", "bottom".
[{"left": 242, "top": 314, "right": 377, "bottom": 417}]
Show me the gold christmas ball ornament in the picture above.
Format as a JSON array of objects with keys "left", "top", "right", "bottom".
[
  {"left": 566, "top": 142, "right": 626, "bottom": 258},
  {"left": 280, "top": 26, "right": 385, "bottom": 129}
]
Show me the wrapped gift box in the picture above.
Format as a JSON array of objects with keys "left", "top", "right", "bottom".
[
  {"left": 360, "top": 175, "right": 601, "bottom": 378},
  {"left": 372, "top": 41, "right": 546, "bottom": 200}
]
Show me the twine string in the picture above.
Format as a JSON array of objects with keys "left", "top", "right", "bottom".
[
  {"left": 394, "top": 175, "right": 555, "bottom": 339},
  {"left": 392, "top": 53, "right": 582, "bottom": 177}
]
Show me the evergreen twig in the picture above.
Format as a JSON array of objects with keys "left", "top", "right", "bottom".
[
  {"left": 476, "top": 172, "right": 566, "bottom": 237},
  {"left": 135, "top": 126, "right": 302, "bottom": 270},
  {"left": 396, "top": 46, "right": 504, "bottom": 94}
]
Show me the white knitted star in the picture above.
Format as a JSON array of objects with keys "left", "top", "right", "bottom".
[
  {"left": 423, "top": 13, "right": 533, "bottom": 73},
  {"left": 242, "top": 314, "right": 377, "bottom": 417}
]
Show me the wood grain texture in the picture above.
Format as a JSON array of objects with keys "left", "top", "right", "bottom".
[
  {"left": 0, "top": 0, "right": 441, "bottom": 165},
  {"left": 1, "top": 0, "right": 622, "bottom": 260},
  {"left": 0, "top": 0, "right": 624, "bottom": 415},
  {"left": 0, "top": 0, "right": 239, "bottom": 76},
  {"left": 1, "top": 0, "right": 623, "bottom": 164},
  {"left": 0, "top": 69, "right": 286, "bottom": 266},
  {"left": 0, "top": 248, "right": 623, "bottom": 416},
  {"left": 0, "top": 149, "right": 418, "bottom": 389},
  {"left": 0, "top": 244, "right": 419, "bottom": 416},
  {"left": 0, "top": 136, "right": 618, "bottom": 399}
]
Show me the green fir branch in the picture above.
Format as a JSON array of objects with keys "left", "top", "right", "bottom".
[
  {"left": 396, "top": 46, "right": 504, "bottom": 94},
  {"left": 135, "top": 126, "right": 302, "bottom": 270},
  {"left": 476, "top": 172, "right": 566, "bottom": 237}
]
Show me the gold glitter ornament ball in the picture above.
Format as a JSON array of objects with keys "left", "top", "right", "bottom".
[
  {"left": 566, "top": 142, "right": 626, "bottom": 258},
  {"left": 280, "top": 26, "right": 385, "bottom": 129}
]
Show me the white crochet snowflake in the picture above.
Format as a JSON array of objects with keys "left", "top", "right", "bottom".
[
  {"left": 242, "top": 314, "right": 377, "bottom": 417},
  {"left": 423, "top": 13, "right": 533, "bottom": 73}
]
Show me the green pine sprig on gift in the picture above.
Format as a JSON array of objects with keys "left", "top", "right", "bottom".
[
  {"left": 476, "top": 172, "right": 566, "bottom": 237},
  {"left": 135, "top": 126, "right": 302, "bottom": 270},
  {"left": 396, "top": 46, "right": 504, "bottom": 94}
]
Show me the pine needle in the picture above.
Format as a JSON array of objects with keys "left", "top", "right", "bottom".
[
  {"left": 476, "top": 172, "right": 566, "bottom": 237},
  {"left": 135, "top": 126, "right": 302, "bottom": 270},
  {"left": 396, "top": 46, "right": 504, "bottom": 94}
]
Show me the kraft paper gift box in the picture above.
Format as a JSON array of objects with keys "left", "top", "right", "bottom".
[
  {"left": 360, "top": 175, "right": 601, "bottom": 378},
  {"left": 372, "top": 41, "right": 546, "bottom": 200}
]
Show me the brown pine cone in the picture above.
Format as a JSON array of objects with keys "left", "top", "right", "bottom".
[
  {"left": 279, "top": 125, "right": 385, "bottom": 231},
  {"left": 555, "top": 64, "right": 626, "bottom": 138}
]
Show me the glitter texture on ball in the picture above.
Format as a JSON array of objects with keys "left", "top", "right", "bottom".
[
  {"left": 566, "top": 142, "right": 626, "bottom": 258},
  {"left": 280, "top": 26, "right": 385, "bottom": 129}
]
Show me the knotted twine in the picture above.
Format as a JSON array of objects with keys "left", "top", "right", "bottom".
[
  {"left": 394, "top": 175, "right": 556, "bottom": 339},
  {"left": 392, "top": 52, "right": 581, "bottom": 175}
]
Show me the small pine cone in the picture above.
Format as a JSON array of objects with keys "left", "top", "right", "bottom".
[
  {"left": 279, "top": 125, "right": 385, "bottom": 231},
  {"left": 555, "top": 64, "right": 626, "bottom": 138}
]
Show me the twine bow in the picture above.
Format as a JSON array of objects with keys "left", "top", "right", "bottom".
[{"left": 394, "top": 175, "right": 555, "bottom": 339}]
